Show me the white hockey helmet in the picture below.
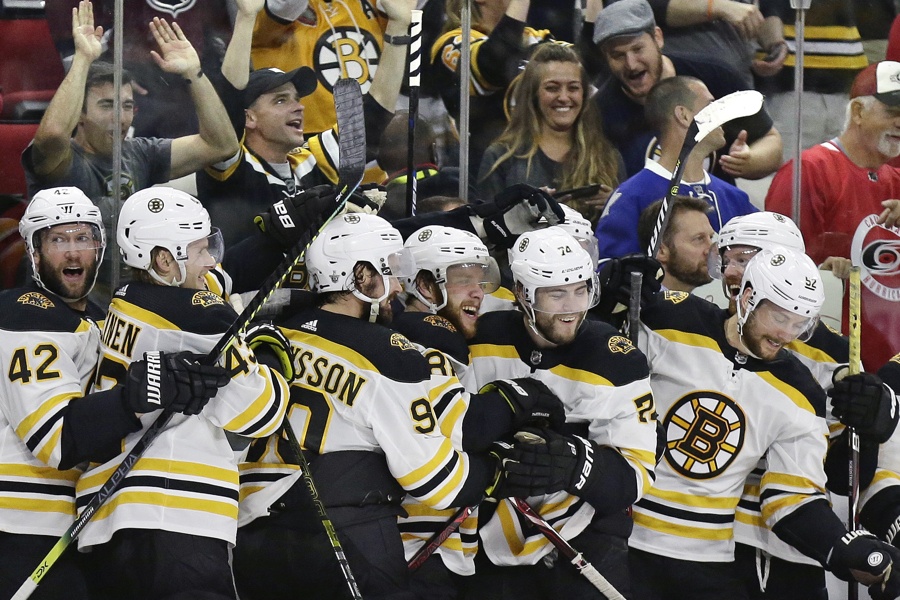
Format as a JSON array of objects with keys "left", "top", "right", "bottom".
[
  {"left": 117, "top": 187, "right": 223, "bottom": 286},
  {"left": 509, "top": 227, "right": 600, "bottom": 314},
  {"left": 736, "top": 245, "right": 823, "bottom": 343},
  {"left": 19, "top": 186, "right": 106, "bottom": 297},
  {"left": 306, "top": 213, "right": 412, "bottom": 318},
  {"left": 403, "top": 226, "right": 500, "bottom": 312},
  {"left": 711, "top": 212, "right": 805, "bottom": 279}
]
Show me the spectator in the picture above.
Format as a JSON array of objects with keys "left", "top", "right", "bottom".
[
  {"left": 377, "top": 110, "right": 464, "bottom": 219},
  {"left": 430, "top": 0, "right": 553, "bottom": 184},
  {"left": 23, "top": 2, "right": 239, "bottom": 301},
  {"left": 44, "top": 0, "right": 233, "bottom": 139},
  {"left": 636, "top": 194, "right": 715, "bottom": 292},
  {"left": 198, "top": 0, "right": 412, "bottom": 247},
  {"left": 642, "top": 0, "right": 787, "bottom": 88},
  {"left": 250, "top": 0, "right": 388, "bottom": 137},
  {"left": 595, "top": 76, "right": 757, "bottom": 259},
  {"left": 477, "top": 43, "right": 623, "bottom": 225},
  {"left": 584, "top": 0, "right": 783, "bottom": 184},
  {"left": 765, "top": 60, "right": 900, "bottom": 372},
  {"left": 756, "top": 0, "right": 867, "bottom": 154}
]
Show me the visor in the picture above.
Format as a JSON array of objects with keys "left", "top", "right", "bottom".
[
  {"left": 751, "top": 300, "right": 819, "bottom": 343},
  {"left": 445, "top": 260, "right": 502, "bottom": 294},
  {"left": 709, "top": 246, "right": 758, "bottom": 280},
  {"left": 530, "top": 275, "right": 600, "bottom": 314},
  {"left": 42, "top": 223, "right": 104, "bottom": 253}
]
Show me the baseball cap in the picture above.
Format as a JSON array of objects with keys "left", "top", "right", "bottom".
[
  {"left": 243, "top": 67, "right": 318, "bottom": 108},
  {"left": 850, "top": 61, "right": 900, "bottom": 106},
  {"left": 593, "top": 0, "right": 656, "bottom": 47}
]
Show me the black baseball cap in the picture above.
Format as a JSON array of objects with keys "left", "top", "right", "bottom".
[{"left": 243, "top": 67, "right": 318, "bottom": 108}]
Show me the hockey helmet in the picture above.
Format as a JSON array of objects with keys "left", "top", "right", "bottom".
[{"left": 710, "top": 211, "right": 805, "bottom": 279}]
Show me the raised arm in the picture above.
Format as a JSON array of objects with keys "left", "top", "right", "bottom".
[
  {"left": 156, "top": 18, "right": 240, "bottom": 179},
  {"left": 30, "top": 0, "right": 103, "bottom": 180},
  {"left": 221, "top": 0, "right": 265, "bottom": 90},
  {"left": 367, "top": 0, "right": 415, "bottom": 112}
]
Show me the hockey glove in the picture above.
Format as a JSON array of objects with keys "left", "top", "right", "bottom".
[
  {"left": 479, "top": 378, "right": 566, "bottom": 430},
  {"left": 124, "top": 351, "right": 230, "bottom": 415},
  {"left": 245, "top": 321, "right": 296, "bottom": 384},
  {"left": 871, "top": 548, "right": 900, "bottom": 600},
  {"left": 829, "top": 368, "right": 900, "bottom": 444},
  {"left": 470, "top": 184, "right": 565, "bottom": 249},
  {"left": 828, "top": 530, "right": 900, "bottom": 584},
  {"left": 344, "top": 185, "right": 387, "bottom": 215},
  {"left": 500, "top": 427, "right": 599, "bottom": 499},
  {"left": 594, "top": 253, "right": 663, "bottom": 318},
  {"left": 255, "top": 184, "right": 339, "bottom": 249}
]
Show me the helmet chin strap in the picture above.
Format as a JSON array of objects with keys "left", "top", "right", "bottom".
[
  {"left": 149, "top": 262, "right": 185, "bottom": 287},
  {"left": 352, "top": 274, "right": 391, "bottom": 324}
]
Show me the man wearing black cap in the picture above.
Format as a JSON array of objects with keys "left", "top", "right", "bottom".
[
  {"left": 582, "top": 0, "right": 783, "bottom": 186},
  {"left": 197, "top": 0, "right": 415, "bottom": 247}
]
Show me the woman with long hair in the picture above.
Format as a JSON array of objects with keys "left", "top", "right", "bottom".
[{"left": 478, "top": 43, "right": 623, "bottom": 225}]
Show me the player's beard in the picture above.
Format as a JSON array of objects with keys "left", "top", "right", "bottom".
[
  {"left": 532, "top": 310, "right": 585, "bottom": 346},
  {"left": 741, "top": 309, "right": 786, "bottom": 361},
  {"left": 39, "top": 257, "right": 97, "bottom": 302}
]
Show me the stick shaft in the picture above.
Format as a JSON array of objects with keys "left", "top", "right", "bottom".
[
  {"left": 646, "top": 121, "right": 699, "bottom": 259},
  {"left": 407, "top": 505, "right": 474, "bottom": 571},
  {"left": 406, "top": 9, "right": 423, "bottom": 217},
  {"left": 848, "top": 265, "right": 862, "bottom": 600}
]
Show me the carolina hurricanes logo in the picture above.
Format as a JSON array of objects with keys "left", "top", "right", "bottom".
[
  {"left": 663, "top": 391, "right": 746, "bottom": 479},
  {"left": 313, "top": 27, "right": 380, "bottom": 94},
  {"left": 145, "top": 0, "right": 197, "bottom": 19},
  {"left": 851, "top": 215, "right": 900, "bottom": 301}
]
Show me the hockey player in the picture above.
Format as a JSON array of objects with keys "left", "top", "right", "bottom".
[
  {"left": 80, "top": 186, "right": 289, "bottom": 600},
  {"left": 0, "top": 187, "right": 228, "bottom": 599},
  {"left": 234, "top": 213, "right": 565, "bottom": 599},
  {"left": 461, "top": 227, "right": 658, "bottom": 599},
  {"left": 622, "top": 244, "right": 900, "bottom": 599}
]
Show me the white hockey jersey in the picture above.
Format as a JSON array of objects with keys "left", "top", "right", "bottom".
[
  {"left": 78, "top": 281, "right": 288, "bottom": 549},
  {"left": 0, "top": 286, "right": 103, "bottom": 536},
  {"left": 463, "top": 310, "right": 658, "bottom": 566},
  {"left": 633, "top": 292, "right": 829, "bottom": 563}
]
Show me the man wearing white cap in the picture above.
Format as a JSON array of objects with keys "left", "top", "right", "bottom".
[{"left": 765, "top": 60, "right": 900, "bottom": 373}]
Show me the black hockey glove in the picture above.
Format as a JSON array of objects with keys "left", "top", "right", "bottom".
[
  {"left": 479, "top": 378, "right": 566, "bottom": 430},
  {"left": 827, "top": 530, "right": 899, "bottom": 584},
  {"left": 255, "top": 184, "right": 339, "bottom": 249},
  {"left": 594, "top": 253, "right": 663, "bottom": 318},
  {"left": 871, "top": 554, "right": 900, "bottom": 600},
  {"left": 829, "top": 367, "right": 900, "bottom": 444},
  {"left": 499, "top": 427, "right": 600, "bottom": 499},
  {"left": 245, "top": 321, "right": 296, "bottom": 384},
  {"left": 124, "top": 351, "right": 230, "bottom": 415},
  {"left": 471, "top": 183, "right": 565, "bottom": 249}
]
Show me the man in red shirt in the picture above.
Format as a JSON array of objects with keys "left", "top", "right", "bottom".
[{"left": 765, "top": 60, "right": 900, "bottom": 371}]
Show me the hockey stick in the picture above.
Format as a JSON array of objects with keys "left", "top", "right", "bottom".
[
  {"left": 282, "top": 420, "right": 364, "bottom": 599},
  {"left": 848, "top": 265, "right": 862, "bottom": 600},
  {"left": 11, "top": 78, "right": 367, "bottom": 600},
  {"left": 407, "top": 504, "right": 476, "bottom": 571},
  {"left": 510, "top": 498, "right": 626, "bottom": 600},
  {"left": 646, "top": 90, "right": 764, "bottom": 259},
  {"left": 406, "top": 9, "right": 423, "bottom": 217},
  {"left": 628, "top": 271, "right": 642, "bottom": 346}
]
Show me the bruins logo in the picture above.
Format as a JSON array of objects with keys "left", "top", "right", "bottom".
[
  {"left": 518, "top": 238, "right": 529, "bottom": 253},
  {"left": 314, "top": 27, "right": 379, "bottom": 94},
  {"left": 17, "top": 292, "right": 54, "bottom": 309},
  {"left": 418, "top": 229, "right": 433, "bottom": 242},
  {"left": 344, "top": 214, "right": 361, "bottom": 224},
  {"left": 663, "top": 391, "right": 745, "bottom": 479},
  {"left": 424, "top": 314, "right": 457, "bottom": 332},
  {"left": 608, "top": 335, "right": 635, "bottom": 354},
  {"left": 390, "top": 332, "right": 415, "bottom": 351},
  {"left": 770, "top": 254, "right": 785, "bottom": 266},
  {"left": 663, "top": 290, "right": 689, "bottom": 303},
  {"left": 191, "top": 291, "right": 224, "bottom": 307},
  {"left": 147, "top": 198, "right": 164, "bottom": 213}
]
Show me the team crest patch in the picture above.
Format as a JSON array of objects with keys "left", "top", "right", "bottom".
[
  {"left": 191, "top": 291, "right": 224, "bottom": 307},
  {"left": 17, "top": 292, "right": 54, "bottom": 309},
  {"left": 344, "top": 214, "right": 361, "bottom": 224},
  {"left": 663, "top": 391, "right": 746, "bottom": 480},
  {"left": 147, "top": 197, "right": 164, "bottom": 213},
  {"left": 390, "top": 333, "right": 415, "bottom": 351},
  {"left": 608, "top": 335, "right": 635, "bottom": 354},
  {"left": 663, "top": 290, "right": 689, "bottom": 303},
  {"left": 424, "top": 314, "right": 457, "bottom": 332},
  {"left": 418, "top": 229, "right": 433, "bottom": 242},
  {"left": 518, "top": 238, "right": 529, "bottom": 253}
]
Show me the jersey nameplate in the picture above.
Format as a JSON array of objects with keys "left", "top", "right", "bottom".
[{"left": 295, "top": 349, "right": 368, "bottom": 407}]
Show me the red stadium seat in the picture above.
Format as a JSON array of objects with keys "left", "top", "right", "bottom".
[
  {"left": 0, "top": 17, "right": 64, "bottom": 120},
  {"left": 0, "top": 120, "right": 39, "bottom": 196}
]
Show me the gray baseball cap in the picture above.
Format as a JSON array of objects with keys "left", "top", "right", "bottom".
[{"left": 593, "top": 0, "right": 656, "bottom": 47}]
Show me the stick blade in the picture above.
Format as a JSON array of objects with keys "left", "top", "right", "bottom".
[
  {"left": 693, "top": 90, "right": 764, "bottom": 142},
  {"left": 333, "top": 78, "right": 366, "bottom": 192}
]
